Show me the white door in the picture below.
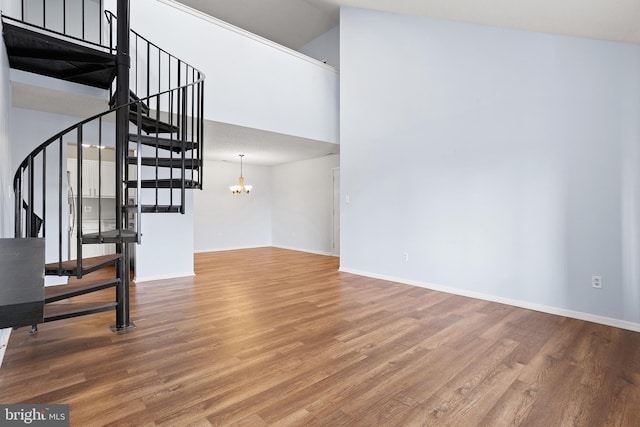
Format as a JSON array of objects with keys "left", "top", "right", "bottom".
[{"left": 332, "top": 168, "right": 340, "bottom": 256}]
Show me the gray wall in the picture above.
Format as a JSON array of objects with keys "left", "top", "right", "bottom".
[{"left": 340, "top": 7, "right": 640, "bottom": 326}]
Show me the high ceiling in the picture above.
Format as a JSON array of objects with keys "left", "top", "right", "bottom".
[
  {"left": 175, "top": 0, "right": 640, "bottom": 50},
  {"left": 168, "top": 0, "right": 639, "bottom": 165}
]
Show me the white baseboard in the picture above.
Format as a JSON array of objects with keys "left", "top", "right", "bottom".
[
  {"left": 134, "top": 271, "right": 195, "bottom": 283},
  {"left": 339, "top": 267, "right": 640, "bottom": 333},
  {"left": 0, "top": 328, "right": 11, "bottom": 369}
]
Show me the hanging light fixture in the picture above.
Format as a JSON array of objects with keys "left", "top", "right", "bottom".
[{"left": 229, "top": 154, "right": 252, "bottom": 194}]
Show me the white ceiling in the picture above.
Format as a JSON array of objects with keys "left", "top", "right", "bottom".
[
  {"left": 175, "top": 0, "right": 640, "bottom": 49},
  {"left": 204, "top": 121, "right": 339, "bottom": 166}
]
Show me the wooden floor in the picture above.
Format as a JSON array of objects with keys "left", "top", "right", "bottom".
[{"left": 1, "top": 247, "right": 639, "bottom": 426}]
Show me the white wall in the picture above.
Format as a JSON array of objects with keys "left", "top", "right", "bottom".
[
  {"left": 193, "top": 157, "right": 339, "bottom": 255},
  {"left": 20, "top": 0, "right": 102, "bottom": 44},
  {"left": 0, "top": 327, "right": 10, "bottom": 369},
  {"left": 115, "top": 0, "right": 339, "bottom": 145},
  {"left": 10, "top": 108, "right": 88, "bottom": 285},
  {"left": 10, "top": 107, "right": 197, "bottom": 283},
  {"left": 340, "top": 8, "right": 640, "bottom": 328},
  {"left": 0, "top": 19, "right": 12, "bottom": 238},
  {"left": 0, "top": 14, "right": 13, "bottom": 369},
  {"left": 193, "top": 159, "right": 271, "bottom": 252},
  {"left": 10, "top": 108, "right": 115, "bottom": 171},
  {"left": 10, "top": 107, "right": 115, "bottom": 284},
  {"left": 135, "top": 192, "right": 195, "bottom": 282},
  {"left": 298, "top": 25, "right": 340, "bottom": 69},
  {"left": 271, "top": 155, "right": 339, "bottom": 254},
  {"left": 121, "top": 138, "right": 197, "bottom": 282},
  {"left": 1, "top": 0, "right": 20, "bottom": 18}
]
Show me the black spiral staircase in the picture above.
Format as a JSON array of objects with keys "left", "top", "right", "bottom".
[{"left": 2, "top": 0, "right": 204, "bottom": 332}]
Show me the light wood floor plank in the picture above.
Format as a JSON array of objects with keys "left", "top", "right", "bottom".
[{"left": 1, "top": 247, "right": 639, "bottom": 426}]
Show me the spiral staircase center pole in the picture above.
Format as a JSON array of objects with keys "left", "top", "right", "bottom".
[{"left": 112, "top": 0, "right": 135, "bottom": 332}]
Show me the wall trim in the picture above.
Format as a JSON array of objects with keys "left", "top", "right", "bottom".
[
  {"left": 134, "top": 271, "right": 195, "bottom": 283},
  {"left": 157, "top": 0, "right": 339, "bottom": 73},
  {"left": 339, "top": 267, "right": 640, "bottom": 333}
]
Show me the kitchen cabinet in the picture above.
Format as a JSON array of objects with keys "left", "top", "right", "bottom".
[
  {"left": 81, "top": 161, "right": 97, "bottom": 197},
  {"left": 101, "top": 162, "right": 116, "bottom": 198},
  {"left": 68, "top": 160, "right": 116, "bottom": 198}
]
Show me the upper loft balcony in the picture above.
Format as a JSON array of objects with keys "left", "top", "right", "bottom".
[
  {"left": 128, "top": 0, "right": 339, "bottom": 145},
  {"left": 1, "top": 0, "right": 116, "bottom": 89},
  {"left": 2, "top": 16, "right": 116, "bottom": 89},
  {"left": 3, "top": 0, "right": 339, "bottom": 147}
]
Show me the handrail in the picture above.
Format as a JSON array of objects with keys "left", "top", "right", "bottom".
[
  {"left": 1, "top": 14, "right": 113, "bottom": 53},
  {"left": 11, "top": 74, "right": 204, "bottom": 187},
  {"left": 13, "top": 0, "right": 104, "bottom": 46},
  {"left": 13, "top": 6, "right": 206, "bottom": 277},
  {"left": 105, "top": 11, "right": 178, "bottom": 61},
  {"left": 11, "top": 7, "right": 205, "bottom": 183}
]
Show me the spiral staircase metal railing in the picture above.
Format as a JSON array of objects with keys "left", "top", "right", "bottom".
[{"left": 2, "top": 0, "right": 204, "bottom": 332}]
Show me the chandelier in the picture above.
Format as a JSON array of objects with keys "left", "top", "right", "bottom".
[{"left": 229, "top": 154, "right": 252, "bottom": 194}]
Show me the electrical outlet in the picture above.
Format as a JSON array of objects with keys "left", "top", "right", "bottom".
[
  {"left": 403, "top": 252, "right": 409, "bottom": 262},
  {"left": 592, "top": 275, "right": 602, "bottom": 289}
]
